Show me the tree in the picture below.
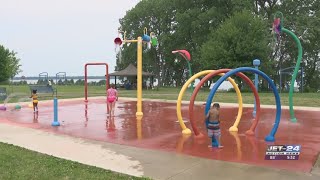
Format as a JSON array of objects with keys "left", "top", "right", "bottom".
[
  {"left": 251, "top": 0, "right": 320, "bottom": 91},
  {"left": 200, "top": 10, "right": 271, "bottom": 76},
  {"left": 0, "top": 45, "right": 21, "bottom": 82},
  {"left": 117, "top": 0, "right": 319, "bottom": 90}
]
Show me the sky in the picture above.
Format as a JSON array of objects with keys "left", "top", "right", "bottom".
[{"left": 0, "top": 0, "right": 140, "bottom": 77}]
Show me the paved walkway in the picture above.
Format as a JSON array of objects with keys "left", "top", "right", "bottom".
[{"left": 1, "top": 123, "right": 319, "bottom": 180}]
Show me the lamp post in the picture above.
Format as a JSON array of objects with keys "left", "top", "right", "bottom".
[{"left": 252, "top": 59, "right": 260, "bottom": 117}]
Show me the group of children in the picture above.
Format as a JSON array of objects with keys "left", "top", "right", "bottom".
[
  {"left": 30, "top": 84, "right": 222, "bottom": 148},
  {"left": 29, "top": 84, "right": 119, "bottom": 116}
]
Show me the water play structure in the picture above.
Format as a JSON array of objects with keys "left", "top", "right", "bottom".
[
  {"left": 188, "top": 69, "right": 260, "bottom": 136},
  {"left": 84, "top": 63, "right": 109, "bottom": 102},
  {"left": 176, "top": 66, "right": 280, "bottom": 143},
  {"left": 206, "top": 67, "right": 281, "bottom": 142},
  {"left": 114, "top": 27, "right": 158, "bottom": 118},
  {"left": 273, "top": 12, "right": 303, "bottom": 122},
  {"left": 172, "top": 50, "right": 193, "bottom": 91},
  {"left": 176, "top": 70, "right": 245, "bottom": 135},
  {"left": 0, "top": 93, "right": 30, "bottom": 111}
]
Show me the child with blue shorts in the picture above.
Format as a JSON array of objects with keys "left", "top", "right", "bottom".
[{"left": 205, "top": 103, "right": 223, "bottom": 148}]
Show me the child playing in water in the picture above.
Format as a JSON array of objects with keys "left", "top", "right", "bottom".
[
  {"left": 30, "top": 90, "right": 38, "bottom": 112},
  {"left": 107, "top": 84, "right": 118, "bottom": 116},
  {"left": 205, "top": 103, "right": 223, "bottom": 148}
]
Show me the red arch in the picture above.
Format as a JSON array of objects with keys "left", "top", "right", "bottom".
[
  {"left": 189, "top": 69, "right": 260, "bottom": 137},
  {"left": 84, "top": 63, "right": 109, "bottom": 102}
]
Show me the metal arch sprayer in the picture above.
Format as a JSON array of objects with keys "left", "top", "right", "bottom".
[{"left": 273, "top": 11, "right": 303, "bottom": 123}]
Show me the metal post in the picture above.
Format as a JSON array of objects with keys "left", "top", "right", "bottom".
[
  {"left": 282, "top": 28, "right": 303, "bottom": 122},
  {"left": 84, "top": 65, "right": 88, "bottom": 102},
  {"left": 136, "top": 37, "right": 143, "bottom": 118},
  {"left": 279, "top": 70, "right": 282, "bottom": 93},
  {"left": 301, "top": 66, "right": 303, "bottom": 93},
  {"left": 84, "top": 63, "right": 109, "bottom": 103},
  {"left": 52, "top": 97, "right": 60, "bottom": 126},
  {"left": 187, "top": 61, "right": 193, "bottom": 91},
  {"left": 252, "top": 59, "right": 261, "bottom": 117},
  {"left": 105, "top": 64, "right": 109, "bottom": 91}
]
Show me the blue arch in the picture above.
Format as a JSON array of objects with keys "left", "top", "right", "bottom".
[{"left": 205, "top": 67, "right": 281, "bottom": 142}]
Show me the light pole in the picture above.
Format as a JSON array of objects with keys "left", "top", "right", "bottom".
[{"left": 252, "top": 59, "right": 260, "bottom": 117}]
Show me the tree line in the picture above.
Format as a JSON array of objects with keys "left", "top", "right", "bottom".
[
  {"left": 116, "top": 0, "right": 320, "bottom": 92},
  {"left": 10, "top": 79, "right": 107, "bottom": 86}
]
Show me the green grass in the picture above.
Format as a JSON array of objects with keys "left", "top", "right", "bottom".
[
  {"left": 0, "top": 142, "right": 151, "bottom": 180},
  {"left": 0, "top": 85, "right": 319, "bottom": 107}
]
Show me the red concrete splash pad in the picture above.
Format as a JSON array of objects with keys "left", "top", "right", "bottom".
[{"left": 0, "top": 99, "right": 319, "bottom": 173}]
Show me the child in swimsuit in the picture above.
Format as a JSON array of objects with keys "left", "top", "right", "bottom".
[
  {"left": 107, "top": 84, "right": 118, "bottom": 116},
  {"left": 30, "top": 90, "right": 38, "bottom": 112},
  {"left": 205, "top": 103, "right": 223, "bottom": 148}
]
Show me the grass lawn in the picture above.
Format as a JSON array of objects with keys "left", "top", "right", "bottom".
[
  {"left": 0, "top": 142, "right": 150, "bottom": 180},
  {"left": 0, "top": 85, "right": 319, "bottom": 107}
]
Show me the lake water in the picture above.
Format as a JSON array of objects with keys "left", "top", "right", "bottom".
[{"left": 12, "top": 78, "right": 116, "bottom": 84}]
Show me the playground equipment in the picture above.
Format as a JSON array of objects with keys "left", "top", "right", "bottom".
[
  {"left": 279, "top": 66, "right": 304, "bottom": 93},
  {"left": 114, "top": 28, "right": 158, "bottom": 118},
  {"left": 0, "top": 93, "right": 29, "bottom": 111},
  {"left": 15, "top": 104, "right": 21, "bottom": 110},
  {"left": 0, "top": 106, "right": 6, "bottom": 111},
  {"left": 273, "top": 12, "right": 303, "bottom": 122},
  {"left": 188, "top": 69, "right": 260, "bottom": 137},
  {"left": 39, "top": 72, "right": 49, "bottom": 83},
  {"left": 176, "top": 70, "right": 244, "bottom": 135},
  {"left": 206, "top": 67, "right": 281, "bottom": 142},
  {"left": 56, "top": 72, "right": 67, "bottom": 85},
  {"left": 84, "top": 63, "right": 109, "bottom": 102},
  {"left": 51, "top": 97, "right": 60, "bottom": 126},
  {"left": 172, "top": 50, "right": 193, "bottom": 91},
  {"left": 252, "top": 59, "right": 261, "bottom": 117}
]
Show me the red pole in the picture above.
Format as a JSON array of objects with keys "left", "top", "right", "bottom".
[
  {"left": 105, "top": 64, "right": 109, "bottom": 93},
  {"left": 84, "top": 64, "right": 88, "bottom": 102},
  {"left": 84, "top": 63, "right": 109, "bottom": 103},
  {"left": 105, "top": 64, "right": 109, "bottom": 113}
]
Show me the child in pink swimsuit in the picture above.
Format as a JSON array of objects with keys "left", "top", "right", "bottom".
[{"left": 107, "top": 84, "right": 118, "bottom": 116}]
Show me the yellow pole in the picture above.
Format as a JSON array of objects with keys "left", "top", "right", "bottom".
[
  {"left": 137, "top": 116, "right": 142, "bottom": 139},
  {"left": 176, "top": 70, "right": 243, "bottom": 135},
  {"left": 136, "top": 37, "right": 143, "bottom": 118},
  {"left": 123, "top": 40, "right": 138, "bottom": 43}
]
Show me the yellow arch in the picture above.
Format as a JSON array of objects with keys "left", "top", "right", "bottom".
[{"left": 176, "top": 70, "right": 243, "bottom": 135}]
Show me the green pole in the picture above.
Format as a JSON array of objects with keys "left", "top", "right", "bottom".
[
  {"left": 187, "top": 61, "right": 193, "bottom": 92},
  {"left": 282, "top": 28, "right": 303, "bottom": 122}
]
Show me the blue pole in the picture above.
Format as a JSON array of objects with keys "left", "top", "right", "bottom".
[
  {"left": 252, "top": 59, "right": 261, "bottom": 117},
  {"left": 52, "top": 97, "right": 60, "bottom": 126},
  {"left": 205, "top": 67, "right": 281, "bottom": 142}
]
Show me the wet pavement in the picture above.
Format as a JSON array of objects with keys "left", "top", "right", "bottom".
[{"left": 0, "top": 98, "right": 319, "bottom": 173}]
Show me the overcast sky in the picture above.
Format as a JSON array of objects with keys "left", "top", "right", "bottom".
[{"left": 0, "top": 0, "right": 140, "bottom": 77}]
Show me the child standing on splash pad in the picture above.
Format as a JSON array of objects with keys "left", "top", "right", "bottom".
[
  {"left": 30, "top": 90, "right": 38, "bottom": 112},
  {"left": 107, "top": 84, "right": 118, "bottom": 116},
  {"left": 205, "top": 103, "right": 223, "bottom": 148}
]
